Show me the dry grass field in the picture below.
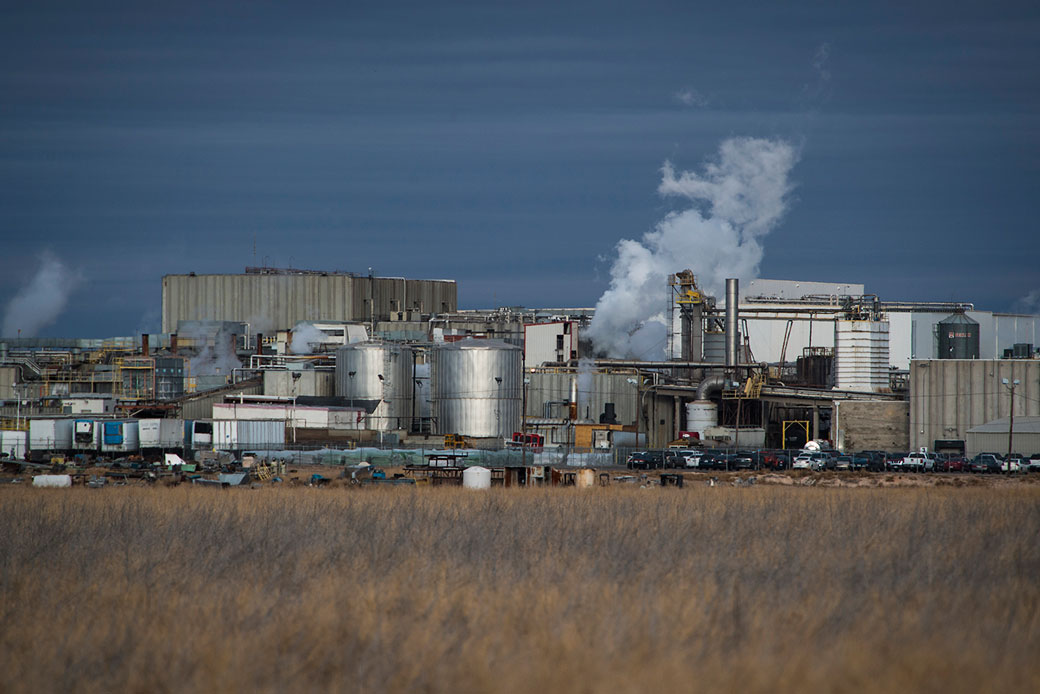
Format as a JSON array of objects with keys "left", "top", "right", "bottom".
[{"left": 1, "top": 484, "right": 1038, "bottom": 693}]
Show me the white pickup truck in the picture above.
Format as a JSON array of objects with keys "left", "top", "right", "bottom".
[{"left": 900, "top": 451, "right": 936, "bottom": 472}]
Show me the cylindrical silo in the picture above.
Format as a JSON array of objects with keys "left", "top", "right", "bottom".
[
  {"left": 685, "top": 401, "right": 718, "bottom": 440},
  {"left": 431, "top": 339, "right": 523, "bottom": 439},
  {"left": 834, "top": 320, "right": 890, "bottom": 392},
  {"left": 936, "top": 313, "right": 979, "bottom": 359},
  {"left": 335, "top": 342, "right": 414, "bottom": 430}
]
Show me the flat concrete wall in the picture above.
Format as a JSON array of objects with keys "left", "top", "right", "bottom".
[
  {"left": 909, "top": 359, "right": 1040, "bottom": 452},
  {"left": 834, "top": 400, "right": 909, "bottom": 453}
]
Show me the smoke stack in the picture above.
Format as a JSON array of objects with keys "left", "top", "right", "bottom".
[
  {"left": 170, "top": 333, "right": 178, "bottom": 355},
  {"left": 141, "top": 334, "right": 149, "bottom": 357},
  {"left": 569, "top": 376, "right": 578, "bottom": 421},
  {"left": 725, "top": 278, "right": 739, "bottom": 371}
]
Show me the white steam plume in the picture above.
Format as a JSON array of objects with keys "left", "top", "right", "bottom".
[
  {"left": 290, "top": 322, "right": 329, "bottom": 355},
  {"left": 179, "top": 322, "right": 241, "bottom": 378},
  {"left": 587, "top": 137, "right": 799, "bottom": 358},
  {"left": 2, "top": 252, "right": 82, "bottom": 337},
  {"left": 1013, "top": 289, "right": 1040, "bottom": 315}
]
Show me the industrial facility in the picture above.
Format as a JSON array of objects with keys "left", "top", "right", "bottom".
[{"left": 2, "top": 265, "right": 1040, "bottom": 463}]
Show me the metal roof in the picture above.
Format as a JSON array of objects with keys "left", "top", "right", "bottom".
[{"left": 967, "top": 416, "right": 1040, "bottom": 434}]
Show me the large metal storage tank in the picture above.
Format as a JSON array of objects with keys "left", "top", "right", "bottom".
[
  {"left": 936, "top": 313, "right": 980, "bottom": 359},
  {"left": 834, "top": 320, "right": 890, "bottom": 392},
  {"left": 431, "top": 339, "right": 522, "bottom": 439},
  {"left": 335, "top": 342, "right": 414, "bottom": 431}
]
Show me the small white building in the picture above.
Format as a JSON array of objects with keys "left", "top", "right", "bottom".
[{"left": 59, "top": 395, "right": 115, "bottom": 414}]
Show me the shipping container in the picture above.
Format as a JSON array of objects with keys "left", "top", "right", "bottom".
[
  {"left": 29, "top": 419, "right": 74, "bottom": 454},
  {"left": 139, "top": 418, "right": 185, "bottom": 451},
  {"left": 212, "top": 420, "right": 285, "bottom": 452},
  {"left": 101, "top": 420, "right": 140, "bottom": 454}
]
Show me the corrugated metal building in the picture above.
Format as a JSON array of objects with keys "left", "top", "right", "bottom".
[
  {"left": 162, "top": 270, "right": 457, "bottom": 333},
  {"left": 909, "top": 359, "right": 1040, "bottom": 452},
  {"left": 966, "top": 416, "right": 1040, "bottom": 458}
]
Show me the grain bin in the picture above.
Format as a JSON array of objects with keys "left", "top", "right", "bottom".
[
  {"left": 834, "top": 320, "right": 890, "bottom": 392},
  {"left": 431, "top": 339, "right": 522, "bottom": 439},
  {"left": 936, "top": 313, "right": 979, "bottom": 359},
  {"left": 335, "top": 342, "right": 414, "bottom": 431}
]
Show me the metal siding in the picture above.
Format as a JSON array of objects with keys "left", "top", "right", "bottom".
[
  {"left": 162, "top": 274, "right": 454, "bottom": 333},
  {"left": 910, "top": 359, "right": 1040, "bottom": 451},
  {"left": 431, "top": 342, "right": 522, "bottom": 438}
]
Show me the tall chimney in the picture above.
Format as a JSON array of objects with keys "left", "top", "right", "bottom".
[
  {"left": 725, "top": 278, "right": 739, "bottom": 372},
  {"left": 141, "top": 334, "right": 149, "bottom": 357}
]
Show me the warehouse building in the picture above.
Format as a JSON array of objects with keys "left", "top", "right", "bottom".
[
  {"left": 909, "top": 359, "right": 1040, "bottom": 453},
  {"left": 965, "top": 417, "right": 1040, "bottom": 458},
  {"left": 162, "top": 267, "right": 457, "bottom": 334}
]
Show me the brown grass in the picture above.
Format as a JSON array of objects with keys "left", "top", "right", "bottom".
[{"left": 1, "top": 485, "right": 1038, "bottom": 693}]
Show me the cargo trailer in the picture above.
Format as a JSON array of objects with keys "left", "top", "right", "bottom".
[
  {"left": 73, "top": 419, "right": 101, "bottom": 452},
  {"left": 29, "top": 419, "right": 74, "bottom": 456},
  {"left": 139, "top": 419, "right": 185, "bottom": 453},
  {"left": 1, "top": 430, "right": 28, "bottom": 461},
  {"left": 101, "top": 420, "right": 140, "bottom": 455},
  {"left": 212, "top": 420, "right": 285, "bottom": 453}
]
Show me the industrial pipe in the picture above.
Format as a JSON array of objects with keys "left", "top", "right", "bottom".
[
  {"left": 725, "top": 278, "right": 739, "bottom": 370},
  {"left": 695, "top": 374, "right": 728, "bottom": 401}
]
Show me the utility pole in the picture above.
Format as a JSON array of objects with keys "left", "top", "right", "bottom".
[{"left": 1003, "top": 378, "right": 1020, "bottom": 474}]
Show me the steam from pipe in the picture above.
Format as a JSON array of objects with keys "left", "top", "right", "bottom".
[
  {"left": 1, "top": 252, "right": 82, "bottom": 338},
  {"left": 587, "top": 137, "right": 798, "bottom": 358},
  {"left": 290, "top": 322, "right": 329, "bottom": 354}
]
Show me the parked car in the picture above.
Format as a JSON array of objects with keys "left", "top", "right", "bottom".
[
  {"left": 626, "top": 451, "right": 651, "bottom": 470},
  {"left": 731, "top": 451, "right": 757, "bottom": 470},
  {"left": 1000, "top": 456, "right": 1024, "bottom": 473},
  {"left": 941, "top": 455, "right": 968, "bottom": 473},
  {"left": 792, "top": 452, "right": 814, "bottom": 470},
  {"left": 663, "top": 450, "right": 684, "bottom": 469},
  {"left": 679, "top": 449, "right": 706, "bottom": 468},
  {"left": 1027, "top": 454, "right": 1040, "bottom": 472},
  {"left": 763, "top": 450, "right": 791, "bottom": 470},
  {"left": 849, "top": 454, "right": 871, "bottom": 471},
  {"left": 835, "top": 455, "right": 853, "bottom": 471},
  {"left": 970, "top": 454, "right": 1001, "bottom": 474}
]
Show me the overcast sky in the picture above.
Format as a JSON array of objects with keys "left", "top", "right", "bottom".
[{"left": 2, "top": 0, "right": 1038, "bottom": 337}]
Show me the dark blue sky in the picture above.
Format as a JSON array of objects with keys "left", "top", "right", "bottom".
[{"left": 2, "top": 0, "right": 1038, "bottom": 336}]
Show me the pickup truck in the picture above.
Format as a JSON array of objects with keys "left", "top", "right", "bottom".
[{"left": 901, "top": 452, "right": 936, "bottom": 472}]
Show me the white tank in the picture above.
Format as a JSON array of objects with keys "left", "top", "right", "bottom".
[
  {"left": 462, "top": 465, "right": 492, "bottom": 489},
  {"left": 685, "top": 401, "right": 718, "bottom": 440},
  {"left": 834, "top": 320, "right": 890, "bottom": 392}
]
